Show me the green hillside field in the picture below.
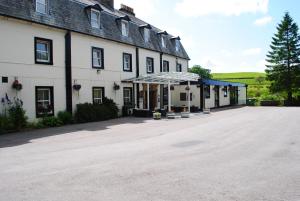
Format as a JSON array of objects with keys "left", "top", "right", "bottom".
[{"left": 212, "top": 72, "right": 271, "bottom": 98}]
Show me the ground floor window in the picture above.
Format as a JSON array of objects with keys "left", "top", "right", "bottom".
[
  {"left": 180, "top": 92, "right": 192, "bottom": 101},
  {"left": 123, "top": 87, "right": 133, "bottom": 106},
  {"left": 35, "top": 86, "right": 54, "bottom": 117},
  {"left": 93, "top": 87, "right": 105, "bottom": 104}
]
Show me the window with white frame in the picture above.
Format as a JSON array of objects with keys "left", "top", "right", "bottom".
[
  {"left": 92, "top": 47, "right": 104, "bottom": 69},
  {"left": 146, "top": 57, "right": 154, "bottom": 73},
  {"left": 93, "top": 87, "right": 104, "bottom": 104},
  {"left": 163, "top": 60, "right": 169, "bottom": 72},
  {"left": 161, "top": 35, "right": 166, "bottom": 48},
  {"left": 123, "top": 87, "right": 133, "bottom": 105},
  {"left": 36, "top": 0, "right": 48, "bottom": 14},
  {"left": 121, "top": 20, "right": 129, "bottom": 37},
  {"left": 91, "top": 9, "right": 100, "bottom": 29},
  {"left": 144, "top": 28, "right": 150, "bottom": 42},
  {"left": 35, "top": 37, "right": 52, "bottom": 64},
  {"left": 123, "top": 53, "right": 132, "bottom": 72},
  {"left": 36, "top": 86, "right": 54, "bottom": 117}
]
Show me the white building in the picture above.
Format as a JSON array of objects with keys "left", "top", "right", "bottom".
[{"left": 0, "top": 0, "right": 247, "bottom": 120}]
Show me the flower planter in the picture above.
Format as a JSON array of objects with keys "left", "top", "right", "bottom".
[
  {"left": 181, "top": 112, "right": 190, "bottom": 118},
  {"left": 153, "top": 112, "right": 161, "bottom": 120},
  {"left": 12, "top": 80, "right": 22, "bottom": 91},
  {"left": 113, "top": 83, "right": 120, "bottom": 90},
  {"left": 73, "top": 84, "right": 82, "bottom": 91}
]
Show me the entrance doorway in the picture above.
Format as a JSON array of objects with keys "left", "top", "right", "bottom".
[
  {"left": 214, "top": 86, "right": 220, "bottom": 108},
  {"left": 143, "top": 84, "right": 158, "bottom": 111},
  {"left": 230, "top": 86, "right": 238, "bottom": 105}
]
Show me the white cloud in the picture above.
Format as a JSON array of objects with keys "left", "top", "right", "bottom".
[
  {"left": 175, "top": 0, "right": 269, "bottom": 17},
  {"left": 242, "top": 48, "right": 262, "bottom": 56},
  {"left": 254, "top": 16, "right": 272, "bottom": 26}
]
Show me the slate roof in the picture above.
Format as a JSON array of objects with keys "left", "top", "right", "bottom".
[{"left": 0, "top": 0, "right": 190, "bottom": 60}]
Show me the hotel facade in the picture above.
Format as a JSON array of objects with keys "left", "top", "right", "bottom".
[{"left": 0, "top": 0, "right": 246, "bottom": 120}]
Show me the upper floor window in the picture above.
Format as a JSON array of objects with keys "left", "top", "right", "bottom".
[
  {"left": 146, "top": 57, "right": 154, "bottom": 74},
  {"left": 35, "top": 37, "right": 53, "bottom": 65},
  {"left": 36, "top": 0, "right": 48, "bottom": 14},
  {"left": 123, "top": 53, "right": 132, "bottom": 72},
  {"left": 91, "top": 9, "right": 100, "bottom": 28},
  {"left": 163, "top": 60, "right": 169, "bottom": 72},
  {"left": 121, "top": 20, "right": 129, "bottom": 37},
  {"left": 144, "top": 28, "right": 150, "bottom": 43},
  {"left": 92, "top": 47, "right": 104, "bottom": 69},
  {"left": 175, "top": 40, "right": 180, "bottom": 51},
  {"left": 161, "top": 35, "right": 166, "bottom": 48},
  {"left": 176, "top": 63, "right": 182, "bottom": 72}
]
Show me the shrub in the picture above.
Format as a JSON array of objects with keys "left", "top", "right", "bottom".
[
  {"left": 57, "top": 111, "right": 73, "bottom": 125},
  {"left": 8, "top": 99, "right": 27, "bottom": 131},
  {"left": 0, "top": 115, "right": 13, "bottom": 134},
  {"left": 74, "top": 97, "right": 119, "bottom": 123},
  {"left": 41, "top": 116, "right": 63, "bottom": 127}
]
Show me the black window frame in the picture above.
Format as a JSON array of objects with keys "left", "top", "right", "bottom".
[
  {"left": 123, "top": 87, "right": 133, "bottom": 106},
  {"left": 92, "top": 87, "right": 105, "bottom": 104},
  {"left": 204, "top": 85, "right": 211, "bottom": 99},
  {"left": 92, "top": 47, "right": 104, "bottom": 69},
  {"left": 2, "top": 76, "right": 8, "bottom": 83},
  {"left": 176, "top": 63, "right": 182, "bottom": 72},
  {"left": 180, "top": 92, "right": 192, "bottom": 101},
  {"left": 162, "top": 60, "right": 169, "bottom": 72},
  {"left": 123, "top": 53, "right": 132, "bottom": 72},
  {"left": 35, "top": 86, "right": 54, "bottom": 118},
  {"left": 34, "top": 37, "right": 53, "bottom": 65},
  {"left": 146, "top": 57, "right": 154, "bottom": 74}
]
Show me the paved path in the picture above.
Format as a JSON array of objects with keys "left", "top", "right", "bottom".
[{"left": 0, "top": 107, "right": 299, "bottom": 201}]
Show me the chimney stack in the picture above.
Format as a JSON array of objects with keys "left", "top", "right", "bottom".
[
  {"left": 94, "top": 0, "right": 114, "bottom": 9},
  {"left": 119, "top": 4, "right": 135, "bottom": 16}
]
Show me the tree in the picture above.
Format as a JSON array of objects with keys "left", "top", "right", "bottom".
[
  {"left": 189, "top": 65, "right": 212, "bottom": 79},
  {"left": 266, "top": 12, "right": 300, "bottom": 105}
]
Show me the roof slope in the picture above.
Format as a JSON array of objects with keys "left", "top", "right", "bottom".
[{"left": 0, "top": 0, "right": 190, "bottom": 60}]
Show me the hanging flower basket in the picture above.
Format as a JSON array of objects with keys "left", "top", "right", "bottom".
[
  {"left": 185, "top": 86, "right": 190, "bottom": 91},
  {"left": 73, "top": 84, "right": 82, "bottom": 91},
  {"left": 170, "top": 85, "right": 175, "bottom": 90},
  {"left": 12, "top": 80, "right": 23, "bottom": 91},
  {"left": 113, "top": 83, "right": 120, "bottom": 90}
]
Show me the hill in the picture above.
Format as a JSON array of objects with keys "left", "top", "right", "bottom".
[{"left": 212, "top": 72, "right": 270, "bottom": 98}]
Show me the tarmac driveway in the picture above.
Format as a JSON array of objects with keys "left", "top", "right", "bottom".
[{"left": 0, "top": 107, "right": 299, "bottom": 201}]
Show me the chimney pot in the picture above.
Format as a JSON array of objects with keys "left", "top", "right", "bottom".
[{"left": 119, "top": 4, "right": 135, "bottom": 16}]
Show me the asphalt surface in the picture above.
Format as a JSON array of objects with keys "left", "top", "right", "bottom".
[{"left": 0, "top": 107, "right": 299, "bottom": 201}]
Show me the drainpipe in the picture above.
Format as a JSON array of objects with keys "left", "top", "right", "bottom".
[
  {"left": 65, "top": 31, "right": 72, "bottom": 114},
  {"left": 136, "top": 47, "right": 140, "bottom": 108}
]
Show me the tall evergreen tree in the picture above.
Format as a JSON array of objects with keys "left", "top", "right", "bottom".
[{"left": 266, "top": 12, "right": 300, "bottom": 105}]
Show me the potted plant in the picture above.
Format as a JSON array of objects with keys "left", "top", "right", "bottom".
[
  {"left": 73, "top": 84, "right": 82, "bottom": 91},
  {"left": 12, "top": 80, "right": 23, "bottom": 91},
  {"left": 113, "top": 83, "right": 120, "bottom": 90},
  {"left": 170, "top": 85, "right": 175, "bottom": 90},
  {"left": 185, "top": 86, "right": 190, "bottom": 91},
  {"left": 153, "top": 112, "right": 162, "bottom": 120}
]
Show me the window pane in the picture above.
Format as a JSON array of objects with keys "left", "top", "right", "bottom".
[
  {"left": 36, "top": 0, "right": 47, "bottom": 14},
  {"left": 93, "top": 49, "right": 102, "bottom": 67},
  {"left": 91, "top": 11, "right": 100, "bottom": 28},
  {"left": 122, "top": 21, "right": 128, "bottom": 36}
]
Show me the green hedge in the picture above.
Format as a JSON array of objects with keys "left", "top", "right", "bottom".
[{"left": 74, "top": 97, "right": 119, "bottom": 123}]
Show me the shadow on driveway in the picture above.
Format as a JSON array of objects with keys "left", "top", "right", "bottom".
[{"left": 0, "top": 117, "right": 148, "bottom": 149}]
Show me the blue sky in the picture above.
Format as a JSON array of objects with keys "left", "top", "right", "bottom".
[{"left": 115, "top": 0, "right": 300, "bottom": 73}]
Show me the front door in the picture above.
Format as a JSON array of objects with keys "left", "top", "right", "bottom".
[
  {"left": 143, "top": 84, "right": 158, "bottom": 111},
  {"left": 214, "top": 86, "right": 220, "bottom": 108}
]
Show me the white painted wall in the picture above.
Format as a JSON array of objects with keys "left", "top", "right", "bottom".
[
  {"left": 204, "top": 85, "right": 215, "bottom": 109},
  {"left": 238, "top": 86, "right": 247, "bottom": 105},
  {"left": 219, "top": 87, "right": 230, "bottom": 107},
  {"left": 171, "top": 85, "right": 200, "bottom": 108},
  {"left": 0, "top": 17, "right": 66, "bottom": 120}
]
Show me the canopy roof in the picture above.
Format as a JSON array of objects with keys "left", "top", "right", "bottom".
[
  {"left": 123, "top": 72, "right": 200, "bottom": 84},
  {"left": 202, "top": 79, "right": 246, "bottom": 87}
]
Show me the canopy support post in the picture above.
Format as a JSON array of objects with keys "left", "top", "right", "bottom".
[
  {"left": 147, "top": 83, "right": 150, "bottom": 111},
  {"left": 168, "top": 81, "right": 171, "bottom": 112},
  {"left": 188, "top": 81, "right": 191, "bottom": 113}
]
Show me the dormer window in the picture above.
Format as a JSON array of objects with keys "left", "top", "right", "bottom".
[
  {"left": 36, "top": 0, "right": 48, "bottom": 14},
  {"left": 161, "top": 35, "right": 166, "bottom": 48},
  {"left": 144, "top": 28, "right": 150, "bottom": 43},
  {"left": 175, "top": 40, "right": 180, "bottom": 52},
  {"left": 91, "top": 9, "right": 100, "bottom": 29},
  {"left": 121, "top": 20, "right": 129, "bottom": 37}
]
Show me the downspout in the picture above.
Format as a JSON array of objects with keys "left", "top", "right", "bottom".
[
  {"left": 65, "top": 31, "right": 72, "bottom": 113},
  {"left": 136, "top": 47, "right": 140, "bottom": 108}
]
